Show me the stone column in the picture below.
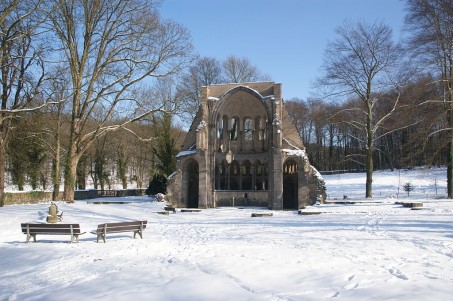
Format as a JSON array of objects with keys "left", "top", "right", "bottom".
[
  {"left": 239, "top": 161, "right": 243, "bottom": 190},
  {"left": 226, "top": 164, "right": 231, "bottom": 190},
  {"left": 216, "top": 163, "right": 221, "bottom": 190},
  {"left": 271, "top": 151, "right": 283, "bottom": 209},
  {"left": 239, "top": 130, "right": 243, "bottom": 152},
  {"left": 198, "top": 152, "right": 208, "bottom": 209},
  {"left": 252, "top": 163, "right": 256, "bottom": 190},
  {"left": 252, "top": 129, "right": 256, "bottom": 152},
  {"left": 270, "top": 110, "right": 283, "bottom": 209}
]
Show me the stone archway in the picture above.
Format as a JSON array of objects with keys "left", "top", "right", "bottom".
[
  {"left": 186, "top": 160, "right": 199, "bottom": 208},
  {"left": 283, "top": 159, "right": 298, "bottom": 209}
]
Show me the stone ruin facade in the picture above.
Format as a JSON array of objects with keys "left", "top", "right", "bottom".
[{"left": 166, "top": 82, "right": 326, "bottom": 209}]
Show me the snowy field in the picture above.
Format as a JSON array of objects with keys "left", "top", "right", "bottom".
[{"left": 1, "top": 167, "right": 452, "bottom": 301}]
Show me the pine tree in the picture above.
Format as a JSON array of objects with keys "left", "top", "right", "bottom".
[
  {"left": 403, "top": 182, "right": 415, "bottom": 197},
  {"left": 152, "top": 113, "right": 178, "bottom": 177}
]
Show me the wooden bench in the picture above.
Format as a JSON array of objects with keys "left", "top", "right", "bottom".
[
  {"left": 21, "top": 223, "right": 85, "bottom": 243},
  {"left": 91, "top": 220, "right": 147, "bottom": 243}
]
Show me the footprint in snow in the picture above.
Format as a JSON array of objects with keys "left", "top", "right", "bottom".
[
  {"left": 389, "top": 268, "right": 409, "bottom": 280},
  {"left": 343, "top": 274, "right": 359, "bottom": 290}
]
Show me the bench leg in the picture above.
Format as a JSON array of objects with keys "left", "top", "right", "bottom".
[
  {"left": 96, "top": 234, "right": 105, "bottom": 243},
  {"left": 26, "top": 234, "right": 37, "bottom": 243},
  {"left": 134, "top": 231, "right": 143, "bottom": 239},
  {"left": 71, "top": 234, "right": 80, "bottom": 243},
  {"left": 25, "top": 225, "right": 36, "bottom": 243}
]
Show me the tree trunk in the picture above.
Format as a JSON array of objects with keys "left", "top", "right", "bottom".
[
  {"left": 366, "top": 105, "right": 373, "bottom": 198},
  {"left": 0, "top": 143, "right": 6, "bottom": 207},
  {"left": 122, "top": 176, "right": 127, "bottom": 189},
  {"left": 64, "top": 138, "right": 78, "bottom": 203},
  {"left": 52, "top": 111, "right": 61, "bottom": 202},
  {"left": 447, "top": 108, "right": 453, "bottom": 198},
  {"left": 52, "top": 147, "right": 61, "bottom": 202}
]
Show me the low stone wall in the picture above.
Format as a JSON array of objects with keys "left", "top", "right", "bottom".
[
  {"left": 2, "top": 189, "right": 147, "bottom": 206},
  {"left": 3, "top": 191, "right": 59, "bottom": 206},
  {"left": 214, "top": 191, "right": 269, "bottom": 207},
  {"left": 73, "top": 189, "right": 147, "bottom": 199}
]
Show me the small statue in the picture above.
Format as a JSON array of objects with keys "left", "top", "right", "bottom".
[{"left": 46, "top": 202, "right": 59, "bottom": 223}]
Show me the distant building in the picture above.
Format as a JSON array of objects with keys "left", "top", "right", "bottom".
[{"left": 166, "top": 82, "right": 325, "bottom": 209}]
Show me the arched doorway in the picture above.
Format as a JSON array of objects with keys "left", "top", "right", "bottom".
[
  {"left": 187, "top": 160, "right": 199, "bottom": 208},
  {"left": 283, "top": 159, "right": 298, "bottom": 209}
]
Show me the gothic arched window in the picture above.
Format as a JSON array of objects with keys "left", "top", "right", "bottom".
[
  {"left": 229, "top": 117, "right": 238, "bottom": 141},
  {"left": 244, "top": 118, "right": 253, "bottom": 141}
]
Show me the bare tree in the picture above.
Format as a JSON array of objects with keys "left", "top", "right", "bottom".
[
  {"left": 285, "top": 99, "right": 312, "bottom": 145},
  {"left": 0, "top": 0, "right": 48, "bottom": 206},
  {"left": 177, "top": 56, "right": 222, "bottom": 121},
  {"left": 405, "top": 0, "right": 453, "bottom": 198},
  {"left": 319, "top": 21, "right": 403, "bottom": 198},
  {"left": 222, "top": 55, "right": 268, "bottom": 83},
  {"left": 38, "top": 65, "right": 72, "bottom": 202},
  {"left": 47, "top": 0, "right": 193, "bottom": 202}
]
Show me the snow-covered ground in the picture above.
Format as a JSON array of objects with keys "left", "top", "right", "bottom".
[{"left": 1, "top": 167, "right": 452, "bottom": 300}]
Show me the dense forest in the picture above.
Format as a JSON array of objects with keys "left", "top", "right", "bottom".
[{"left": 1, "top": 0, "right": 453, "bottom": 203}]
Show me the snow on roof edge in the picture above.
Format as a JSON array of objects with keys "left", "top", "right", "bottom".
[{"left": 176, "top": 150, "right": 196, "bottom": 158}]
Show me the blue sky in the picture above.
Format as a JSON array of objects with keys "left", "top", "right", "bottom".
[{"left": 160, "top": 0, "right": 406, "bottom": 100}]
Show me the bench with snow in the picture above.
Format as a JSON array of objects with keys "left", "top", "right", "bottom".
[
  {"left": 396, "top": 202, "right": 423, "bottom": 209},
  {"left": 91, "top": 220, "right": 147, "bottom": 243},
  {"left": 21, "top": 223, "right": 85, "bottom": 243},
  {"left": 164, "top": 206, "right": 176, "bottom": 213},
  {"left": 298, "top": 210, "right": 322, "bottom": 215},
  {"left": 251, "top": 213, "right": 273, "bottom": 217}
]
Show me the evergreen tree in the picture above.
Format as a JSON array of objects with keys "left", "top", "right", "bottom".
[
  {"left": 403, "top": 182, "right": 415, "bottom": 197},
  {"left": 152, "top": 113, "right": 179, "bottom": 177},
  {"left": 146, "top": 174, "right": 167, "bottom": 195},
  {"left": 26, "top": 143, "right": 46, "bottom": 190},
  {"left": 8, "top": 117, "right": 47, "bottom": 191},
  {"left": 8, "top": 136, "right": 27, "bottom": 191}
]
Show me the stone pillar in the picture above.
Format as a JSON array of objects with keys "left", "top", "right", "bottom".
[
  {"left": 196, "top": 120, "right": 207, "bottom": 150},
  {"left": 198, "top": 152, "right": 208, "bottom": 209},
  {"left": 252, "top": 129, "right": 256, "bottom": 152},
  {"left": 252, "top": 163, "right": 256, "bottom": 190},
  {"left": 239, "top": 130, "right": 243, "bottom": 152},
  {"left": 239, "top": 161, "right": 243, "bottom": 190},
  {"left": 216, "top": 164, "right": 221, "bottom": 190},
  {"left": 272, "top": 113, "right": 282, "bottom": 149},
  {"left": 226, "top": 164, "right": 231, "bottom": 190},
  {"left": 271, "top": 151, "right": 283, "bottom": 209},
  {"left": 271, "top": 103, "right": 283, "bottom": 209}
]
